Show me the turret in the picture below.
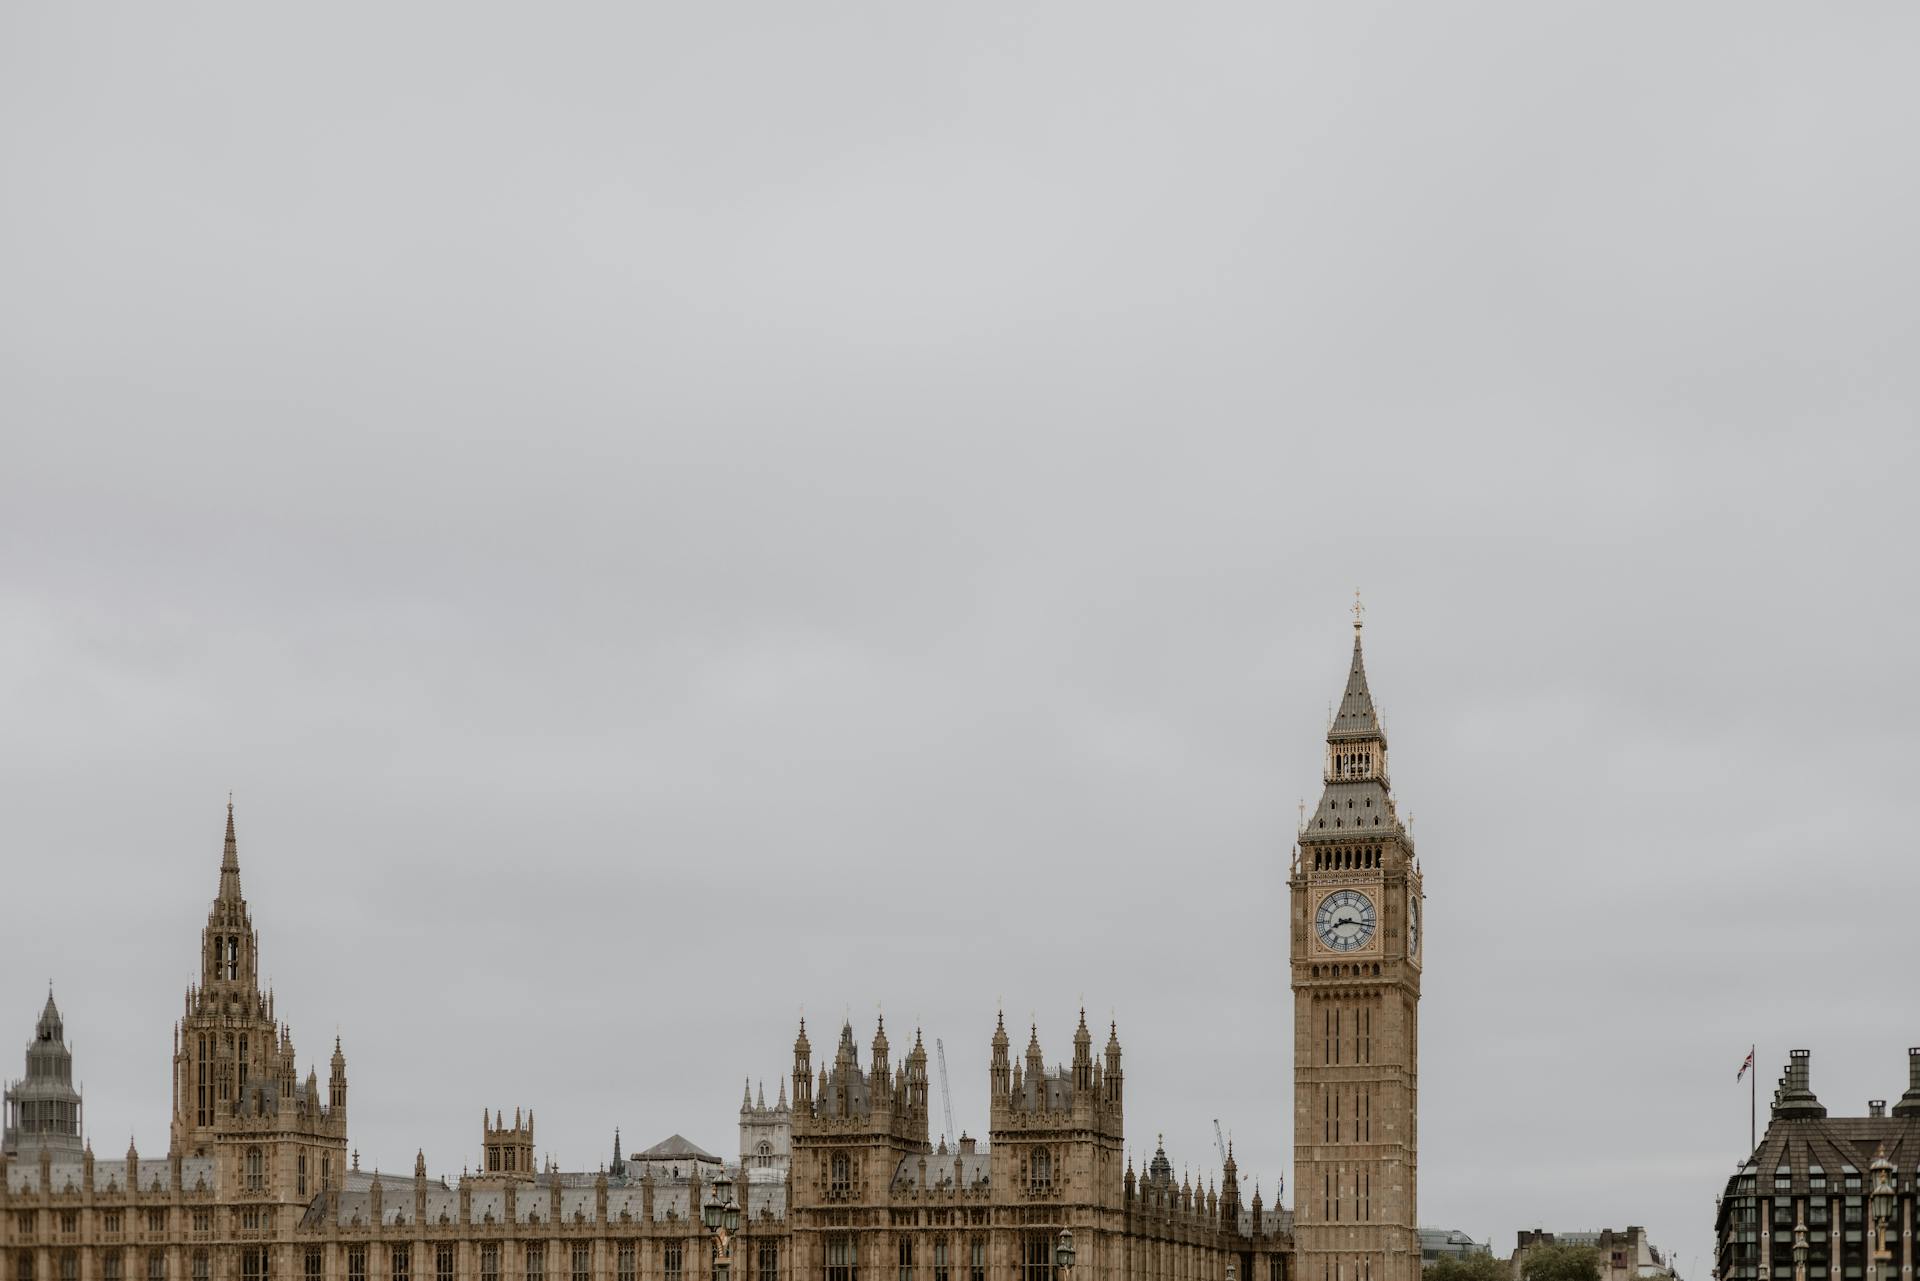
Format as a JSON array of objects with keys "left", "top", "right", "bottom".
[
  {"left": 329, "top": 1037, "right": 348, "bottom": 1113},
  {"left": 479, "top": 1106, "right": 535, "bottom": 1181},
  {"left": 1072, "top": 1009, "right": 1093, "bottom": 1092},
  {"left": 1221, "top": 1141, "right": 1241, "bottom": 1223},
  {"left": 792, "top": 1019, "right": 813, "bottom": 1111},
  {"left": 990, "top": 1012, "right": 1011, "bottom": 1101},
  {"left": 907, "top": 1030, "right": 929, "bottom": 1116},
  {"left": 1104, "top": 1021, "right": 1124, "bottom": 1105}
]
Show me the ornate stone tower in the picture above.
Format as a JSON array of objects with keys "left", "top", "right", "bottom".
[
  {"left": 786, "top": 1017, "right": 932, "bottom": 1281},
  {"left": 1290, "top": 612, "right": 1422, "bottom": 1281},
  {"left": 168, "top": 801, "right": 348, "bottom": 1204},
  {"left": 739, "top": 1077, "right": 792, "bottom": 1174},
  {"left": 477, "top": 1108, "right": 536, "bottom": 1182},
  {"left": 986, "top": 1010, "right": 1128, "bottom": 1260},
  {"left": 2, "top": 989, "right": 85, "bottom": 1161}
]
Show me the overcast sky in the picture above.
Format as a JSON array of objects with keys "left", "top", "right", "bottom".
[{"left": 5, "top": 4, "right": 1919, "bottom": 1276}]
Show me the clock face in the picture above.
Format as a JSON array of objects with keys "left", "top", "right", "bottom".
[
  {"left": 1407, "top": 890, "right": 1420, "bottom": 958},
  {"left": 1315, "top": 889, "right": 1376, "bottom": 953}
]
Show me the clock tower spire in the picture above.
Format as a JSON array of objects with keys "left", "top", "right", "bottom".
[{"left": 1290, "top": 608, "right": 1422, "bottom": 1281}]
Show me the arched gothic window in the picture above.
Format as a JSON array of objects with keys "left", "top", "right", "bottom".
[
  {"left": 1030, "top": 1148, "right": 1051, "bottom": 1190},
  {"left": 246, "top": 1147, "right": 264, "bottom": 1191}
]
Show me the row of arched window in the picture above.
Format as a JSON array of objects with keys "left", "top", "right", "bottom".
[{"left": 1312, "top": 846, "right": 1381, "bottom": 872}]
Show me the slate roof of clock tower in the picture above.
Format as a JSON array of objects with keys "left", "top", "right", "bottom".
[
  {"left": 1302, "top": 620, "right": 1405, "bottom": 847},
  {"left": 1327, "top": 625, "right": 1385, "bottom": 745}
]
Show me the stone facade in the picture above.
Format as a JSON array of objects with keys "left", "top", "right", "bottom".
[
  {"left": 738, "top": 1087, "right": 790, "bottom": 1181},
  {"left": 1512, "top": 1227, "right": 1674, "bottom": 1281},
  {"left": 1289, "top": 618, "right": 1421, "bottom": 1281},
  {"left": 0, "top": 627, "right": 1423, "bottom": 1281}
]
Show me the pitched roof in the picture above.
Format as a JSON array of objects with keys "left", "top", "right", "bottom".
[
  {"left": 1328, "top": 628, "right": 1384, "bottom": 744},
  {"left": 633, "top": 1134, "right": 719, "bottom": 1162}
]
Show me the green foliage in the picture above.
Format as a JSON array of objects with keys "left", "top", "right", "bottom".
[
  {"left": 1519, "top": 1244, "right": 1602, "bottom": 1281},
  {"left": 1425, "top": 1254, "right": 1506, "bottom": 1281}
]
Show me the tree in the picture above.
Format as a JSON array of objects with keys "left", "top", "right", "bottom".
[
  {"left": 1518, "top": 1244, "right": 1602, "bottom": 1281},
  {"left": 1426, "top": 1254, "right": 1507, "bottom": 1281}
]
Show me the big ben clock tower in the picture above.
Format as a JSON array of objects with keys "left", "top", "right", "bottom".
[{"left": 1291, "top": 605, "right": 1422, "bottom": 1281}]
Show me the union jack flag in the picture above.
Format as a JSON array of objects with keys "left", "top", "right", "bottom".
[{"left": 1737, "top": 1047, "right": 1754, "bottom": 1082}]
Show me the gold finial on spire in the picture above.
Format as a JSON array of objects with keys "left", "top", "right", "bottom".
[{"left": 1352, "top": 588, "right": 1364, "bottom": 631}]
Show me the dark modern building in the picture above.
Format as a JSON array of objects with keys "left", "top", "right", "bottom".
[{"left": 1713, "top": 1050, "right": 1920, "bottom": 1281}]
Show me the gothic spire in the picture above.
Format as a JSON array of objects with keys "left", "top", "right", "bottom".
[
  {"left": 1328, "top": 598, "right": 1384, "bottom": 745},
  {"left": 219, "top": 797, "right": 243, "bottom": 900},
  {"left": 38, "top": 987, "right": 62, "bottom": 1041}
]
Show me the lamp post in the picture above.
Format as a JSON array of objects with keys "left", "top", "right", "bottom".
[
  {"left": 1791, "top": 1218, "right": 1808, "bottom": 1281},
  {"left": 1227, "top": 1261, "right": 1238, "bottom": 1281},
  {"left": 703, "top": 1175, "right": 742, "bottom": 1281},
  {"left": 1055, "top": 1230, "right": 1076, "bottom": 1280},
  {"left": 1868, "top": 1154, "right": 1894, "bottom": 1281}
]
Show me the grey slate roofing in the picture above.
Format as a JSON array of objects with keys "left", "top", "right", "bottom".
[
  {"left": 1225, "top": 1206, "right": 1292, "bottom": 1238},
  {"left": 745, "top": 1182, "right": 786, "bottom": 1222},
  {"left": 468, "top": 1190, "right": 506, "bottom": 1225},
  {"left": 634, "top": 1134, "right": 720, "bottom": 1163},
  {"left": 814, "top": 1023, "right": 875, "bottom": 1121},
  {"left": 343, "top": 1169, "right": 448, "bottom": 1194},
  {"left": 9, "top": 1156, "right": 212, "bottom": 1196},
  {"left": 606, "top": 1187, "right": 646, "bottom": 1223},
  {"left": 1722, "top": 1052, "right": 1920, "bottom": 1206},
  {"left": 891, "top": 1152, "right": 992, "bottom": 1192},
  {"left": 1327, "top": 630, "right": 1384, "bottom": 744},
  {"left": 1011, "top": 1067, "right": 1075, "bottom": 1114},
  {"left": 1306, "top": 779, "right": 1397, "bottom": 840},
  {"left": 299, "top": 1157, "right": 791, "bottom": 1230},
  {"left": 1739, "top": 1115, "right": 1920, "bottom": 1189}
]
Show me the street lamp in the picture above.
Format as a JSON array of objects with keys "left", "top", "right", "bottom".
[
  {"left": 1227, "top": 1261, "right": 1238, "bottom": 1281},
  {"left": 1868, "top": 1153, "right": 1894, "bottom": 1281},
  {"left": 704, "top": 1176, "right": 742, "bottom": 1280},
  {"left": 1790, "top": 1218, "right": 1807, "bottom": 1281},
  {"left": 1055, "top": 1230, "right": 1076, "bottom": 1278}
]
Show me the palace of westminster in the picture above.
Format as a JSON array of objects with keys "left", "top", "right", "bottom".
[{"left": 4, "top": 625, "right": 1427, "bottom": 1281}]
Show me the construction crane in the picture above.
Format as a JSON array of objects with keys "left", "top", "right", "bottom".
[
  {"left": 1212, "top": 1119, "right": 1228, "bottom": 1172},
  {"left": 936, "top": 1038, "right": 957, "bottom": 1150}
]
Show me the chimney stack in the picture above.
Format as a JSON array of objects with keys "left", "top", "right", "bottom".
[
  {"left": 1773, "top": 1049, "right": 1827, "bottom": 1120},
  {"left": 1894, "top": 1048, "right": 1920, "bottom": 1118},
  {"left": 1869, "top": 1100, "right": 1887, "bottom": 1118}
]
